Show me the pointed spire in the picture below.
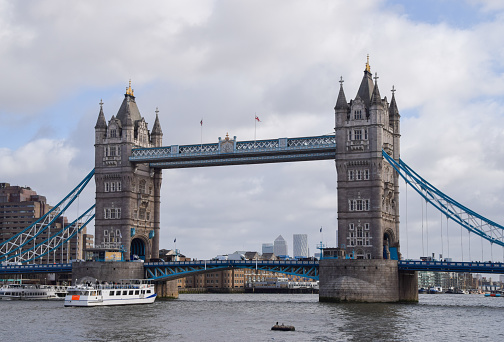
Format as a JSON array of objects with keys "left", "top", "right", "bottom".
[
  {"left": 389, "top": 85, "right": 400, "bottom": 118},
  {"left": 356, "top": 56, "right": 374, "bottom": 108},
  {"left": 370, "top": 72, "right": 383, "bottom": 107},
  {"left": 334, "top": 76, "right": 349, "bottom": 110},
  {"left": 117, "top": 81, "right": 142, "bottom": 126},
  {"left": 95, "top": 99, "right": 107, "bottom": 129},
  {"left": 152, "top": 107, "right": 163, "bottom": 135}
]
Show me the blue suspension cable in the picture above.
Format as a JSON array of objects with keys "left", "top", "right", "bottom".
[{"left": 382, "top": 150, "right": 504, "bottom": 248}]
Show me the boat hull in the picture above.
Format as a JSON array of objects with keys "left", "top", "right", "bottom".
[
  {"left": 64, "top": 280, "right": 157, "bottom": 307},
  {"left": 64, "top": 294, "right": 156, "bottom": 307},
  {"left": 0, "top": 284, "right": 65, "bottom": 300}
]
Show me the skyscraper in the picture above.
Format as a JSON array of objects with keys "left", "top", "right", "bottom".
[
  {"left": 262, "top": 243, "right": 273, "bottom": 254},
  {"left": 293, "top": 234, "right": 308, "bottom": 259},
  {"left": 273, "top": 235, "right": 288, "bottom": 257}
]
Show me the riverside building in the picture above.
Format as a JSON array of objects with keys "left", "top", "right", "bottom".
[{"left": 0, "top": 182, "right": 89, "bottom": 263}]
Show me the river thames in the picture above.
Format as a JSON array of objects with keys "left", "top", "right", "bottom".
[{"left": 1, "top": 293, "right": 503, "bottom": 341}]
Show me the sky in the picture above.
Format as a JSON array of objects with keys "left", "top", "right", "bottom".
[{"left": 1, "top": 0, "right": 504, "bottom": 262}]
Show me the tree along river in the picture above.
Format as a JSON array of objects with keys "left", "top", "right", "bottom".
[{"left": 1, "top": 293, "right": 503, "bottom": 341}]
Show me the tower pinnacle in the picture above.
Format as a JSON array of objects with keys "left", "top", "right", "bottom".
[{"left": 126, "top": 79, "right": 134, "bottom": 96}]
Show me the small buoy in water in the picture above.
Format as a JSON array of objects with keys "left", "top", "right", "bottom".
[{"left": 271, "top": 323, "right": 295, "bottom": 331}]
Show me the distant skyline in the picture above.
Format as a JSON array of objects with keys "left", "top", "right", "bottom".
[{"left": 1, "top": 1, "right": 504, "bottom": 261}]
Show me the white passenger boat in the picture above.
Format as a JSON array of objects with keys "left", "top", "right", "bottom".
[
  {"left": 64, "top": 279, "right": 156, "bottom": 307},
  {"left": 0, "top": 284, "right": 67, "bottom": 300}
]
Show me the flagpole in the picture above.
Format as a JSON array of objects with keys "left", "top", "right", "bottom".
[
  {"left": 200, "top": 119, "right": 203, "bottom": 150},
  {"left": 254, "top": 112, "right": 257, "bottom": 143}
]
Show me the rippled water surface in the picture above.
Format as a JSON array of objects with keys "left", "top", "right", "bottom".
[{"left": 1, "top": 293, "right": 503, "bottom": 341}]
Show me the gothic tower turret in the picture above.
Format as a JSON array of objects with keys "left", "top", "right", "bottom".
[
  {"left": 94, "top": 82, "right": 163, "bottom": 261},
  {"left": 334, "top": 57, "right": 401, "bottom": 260}
]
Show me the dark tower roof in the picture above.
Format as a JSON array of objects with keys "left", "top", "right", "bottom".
[
  {"left": 370, "top": 73, "right": 383, "bottom": 107},
  {"left": 334, "top": 77, "right": 349, "bottom": 110},
  {"left": 355, "top": 56, "right": 374, "bottom": 108},
  {"left": 123, "top": 96, "right": 134, "bottom": 127},
  {"left": 152, "top": 108, "right": 163, "bottom": 135},
  {"left": 116, "top": 81, "right": 142, "bottom": 126},
  {"left": 95, "top": 99, "right": 107, "bottom": 129},
  {"left": 389, "top": 87, "right": 400, "bottom": 118}
]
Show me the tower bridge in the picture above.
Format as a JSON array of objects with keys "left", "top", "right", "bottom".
[
  {"left": 4, "top": 58, "right": 504, "bottom": 301},
  {"left": 90, "top": 57, "right": 411, "bottom": 301},
  {"left": 93, "top": 58, "right": 401, "bottom": 268}
]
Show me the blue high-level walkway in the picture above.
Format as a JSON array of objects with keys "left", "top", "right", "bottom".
[
  {"left": 130, "top": 135, "right": 336, "bottom": 168},
  {"left": 2, "top": 260, "right": 503, "bottom": 280}
]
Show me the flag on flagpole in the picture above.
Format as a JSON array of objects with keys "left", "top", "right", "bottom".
[
  {"left": 200, "top": 119, "right": 203, "bottom": 126},
  {"left": 174, "top": 238, "right": 176, "bottom": 243},
  {"left": 255, "top": 115, "right": 261, "bottom": 122},
  {"left": 320, "top": 227, "right": 322, "bottom": 233}
]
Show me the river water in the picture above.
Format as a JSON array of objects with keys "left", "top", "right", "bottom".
[{"left": 1, "top": 293, "right": 503, "bottom": 341}]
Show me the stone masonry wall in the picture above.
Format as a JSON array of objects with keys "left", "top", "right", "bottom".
[{"left": 319, "top": 259, "right": 417, "bottom": 302}]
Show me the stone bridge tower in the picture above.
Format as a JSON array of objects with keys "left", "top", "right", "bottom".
[
  {"left": 94, "top": 82, "right": 163, "bottom": 261},
  {"left": 319, "top": 58, "right": 417, "bottom": 302},
  {"left": 334, "top": 57, "right": 401, "bottom": 260}
]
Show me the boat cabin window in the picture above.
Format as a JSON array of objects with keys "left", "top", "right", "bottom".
[
  {"left": 146, "top": 290, "right": 151, "bottom": 294},
  {"left": 141, "top": 290, "right": 145, "bottom": 294},
  {"left": 110, "top": 291, "right": 114, "bottom": 296},
  {"left": 129, "top": 290, "right": 133, "bottom": 295},
  {"left": 122, "top": 290, "right": 127, "bottom": 295},
  {"left": 135, "top": 290, "right": 139, "bottom": 295},
  {"left": 116, "top": 291, "right": 121, "bottom": 295}
]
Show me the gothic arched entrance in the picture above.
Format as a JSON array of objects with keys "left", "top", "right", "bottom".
[
  {"left": 131, "top": 238, "right": 146, "bottom": 261},
  {"left": 383, "top": 232, "right": 392, "bottom": 259},
  {"left": 383, "top": 230, "right": 398, "bottom": 260}
]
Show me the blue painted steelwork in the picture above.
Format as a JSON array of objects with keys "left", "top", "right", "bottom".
[
  {"left": 144, "top": 259, "right": 319, "bottom": 281},
  {"left": 398, "top": 260, "right": 504, "bottom": 274},
  {"left": 130, "top": 135, "right": 336, "bottom": 168},
  {"left": 0, "top": 263, "right": 72, "bottom": 274},
  {"left": 0, "top": 169, "right": 95, "bottom": 263},
  {"left": 383, "top": 150, "right": 504, "bottom": 248},
  {"left": 2, "top": 260, "right": 503, "bottom": 277},
  {"left": 20, "top": 206, "right": 95, "bottom": 263}
]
